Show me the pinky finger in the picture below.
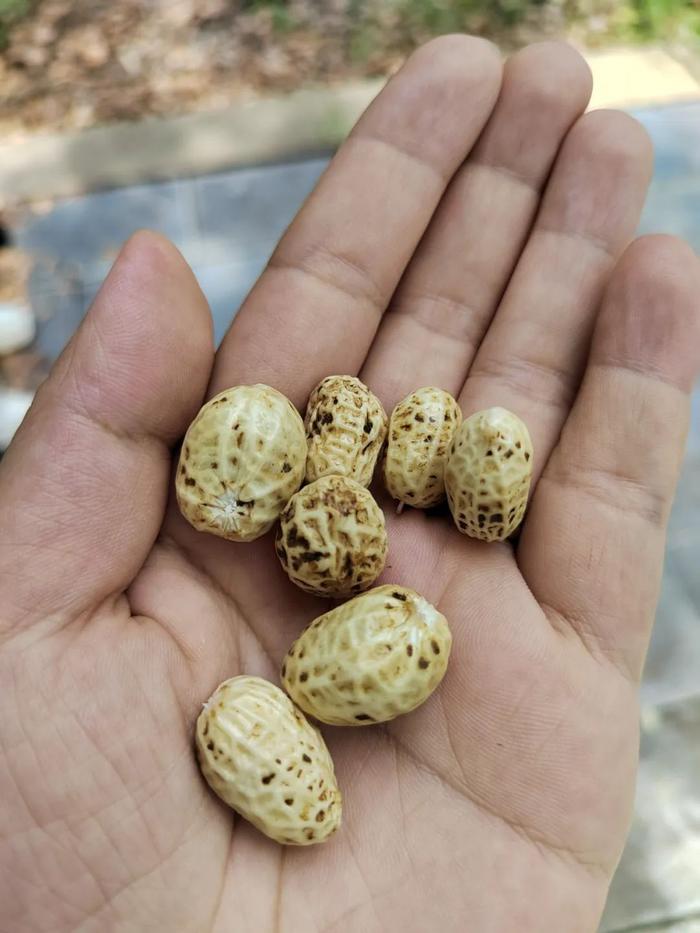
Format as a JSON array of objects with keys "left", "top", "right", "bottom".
[{"left": 519, "top": 235, "right": 700, "bottom": 681}]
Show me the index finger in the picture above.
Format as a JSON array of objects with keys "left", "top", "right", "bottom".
[{"left": 211, "top": 35, "right": 502, "bottom": 407}]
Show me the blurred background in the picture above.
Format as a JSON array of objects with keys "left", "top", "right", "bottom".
[{"left": 0, "top": 2, "right": 699, "bottom": 930}]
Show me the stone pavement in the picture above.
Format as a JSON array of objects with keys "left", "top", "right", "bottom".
[
  {"left": 1, "top": 46, "right": 697, "bottom": 206},
  {"left": 5, "top": 100, "right": 700, "bottom": 931}
]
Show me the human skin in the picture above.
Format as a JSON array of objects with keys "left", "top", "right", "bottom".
[{"left": 1, "top": 35, "right": 699, "bottom": 933}]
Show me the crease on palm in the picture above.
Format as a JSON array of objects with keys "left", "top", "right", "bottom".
[{"left": 150, "top": 497, "right": 618, "bottom": 881}]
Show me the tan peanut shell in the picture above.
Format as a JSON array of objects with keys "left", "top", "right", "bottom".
[
  {"left": 195, "top": 676, "right": 342, "bottom": 846},
  {"left": 383, "top": 387, "right": 462, "bottom": 508},
  {"left": 281, "top": 585, "right": 452, "bottom": 726},
  {"left": 304, "top": 375, "right": 387, "bottom": 487},
  {"left": 176, "top": 385, "right": 307, "bottom": 542},
  {"left": 276, "top": 475, "right": 387, "bottom": 598},
  {"left": 445, "top": 406, "right": 533, "bottom": 542}
]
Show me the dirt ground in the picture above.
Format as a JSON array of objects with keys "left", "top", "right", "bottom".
[{"left": 0, "top": 0, "right": 590, "bottom": 140}]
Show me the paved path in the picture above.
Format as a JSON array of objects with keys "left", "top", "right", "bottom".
[{"left": 7, "top": 100, "right": 700, "bottom": 932}]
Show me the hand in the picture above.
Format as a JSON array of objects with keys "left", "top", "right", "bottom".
[{"left": 1, "top": 36, "right": 698, "bottom": 933}]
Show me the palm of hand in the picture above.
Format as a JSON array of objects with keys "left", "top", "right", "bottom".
[{"left": 2, "top": 37, "right": 699, "bottom": 933}]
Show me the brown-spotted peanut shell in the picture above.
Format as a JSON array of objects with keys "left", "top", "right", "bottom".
[
  {"left": 445, "top": 406, "right": 533, "bottom": 542},
  {"left": 195, "top": 676, "right": 342, "bottom": 846},
  {"left": 276, "top": 474, "right": 387, "bottom": 598},
  {"left": 383, "top": 386, "right": 462, "bottom": 508},
  {"left": 176, "top": 385, "right": 307, "bottom": 542},
  {"left": 304, "top": 375, "right": 387, "bottom": 487},
  {"left": 281, "top": 585, "right": 451, "bottom": 726}
]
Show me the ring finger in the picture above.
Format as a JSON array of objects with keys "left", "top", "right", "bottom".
[{"left": 457, "top": 108, "right": 653, "bottom": 484}]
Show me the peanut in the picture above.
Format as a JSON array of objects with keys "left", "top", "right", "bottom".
[
  {"left": 276, "top": 474, "right": 387, "bottom": 598},
  {"left": 281, "top": 585, "right": 451, "bottom": 726},
  {"left": 195, "top": 676, "right": 342, "bottom": 846},
  {"left": 445, "top": 406, "right": 533, "bottom": 542},
  {"left": 304, "top": 375, "right": 387, "bottom": 486},
  {"left": 176, "top": 385, "right": 306, "bottom": 542},
  {"left": 383, "top": 387, "right": 462, "bottom": 508}
]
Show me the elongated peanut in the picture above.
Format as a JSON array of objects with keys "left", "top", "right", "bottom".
[
  {"left": 383, "top": 387, "right": 462, "bottom": 508},
  {"left": 176, "top": 385, "right": 306, "bottom": 542},
  {"left": 445, "top": 406, "right": 533, "bottom": 542},
  {"left": 304, "top": 375, "right": 387, "bottom": 486},
  {"left": 195, "top": 676, "right": 342, "bottom": 846},
  {"left": 276, "top": 474, "right": 387, "bottom": 597},
  {"left": 282, "top": 585, "right": 451, "bottom": 726}
]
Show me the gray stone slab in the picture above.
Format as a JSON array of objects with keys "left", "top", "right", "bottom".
[
  {"left": 643, "top": 552, "right": 700, "bottom": 707},
  {"left": 641, "top": 920, "right": 700, "bottom": 932},
  {"left": 641, "top": 430, "right": 699, "bottom": 705},
  {"left": 632, "top": 103, "right": 700, "bottom": 182},
  {"left": 16, "top": 156, "right": 330, "bottom": 357},
  {"left": 601, "top": 694, "right": 700, "bottom": 932},
  {"left": 633, "top": 103, "right": 700, "bottom": 251},
  {"left": 25, "top": 255, "right": 85, "bottom": 360},
  {"left": 689, "top": 387, "right": 700, "bottom": 457},
  {"left": 615, "top": 919, "right": 700, "bottom": 932},
  {"left": 189, "top": 158, "right": 327, "bottom": 266},
  {"left": 0, "top": 82, "right": 379, "bottom": 206},
  {"left": 192, "top": 257, "right": 268, "bottom": 345},
  {"left": 637, "top": 179, "right": 700, "bottom": 251},
  {"left": 16, "top": 180, "right": 191, "bottom": 267}
]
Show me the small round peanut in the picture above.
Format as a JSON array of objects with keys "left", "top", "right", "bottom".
[
  {"left": 281, "top": 585, "right": 452, "bottom": 726},
  {"left": 195, "top": 676, "right": 342, "bottom": 846},
  {"left": 383, "top": 387, "right": 462, "bottom": 508},
  {"left": 304, "top": 375, "right": 387, "bottom": 487},
  {"left": 176, "top": 385, "right": 307, "bottom": 542},
  {"left": 276, "top": 475, "right": 387, "bottom": 598},
  {"left": 445, "top": 406, "right": 533, "bottom": 542}
]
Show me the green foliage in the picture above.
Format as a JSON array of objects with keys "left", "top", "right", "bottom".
[
  {"left": 627, "top": 0, "right": 700, "bottom": 39},
  {"left": 395, "top": 0, "right": 544, "bottom": 33},
  {"left": 240, "top": 0, "right": 296, "bottom": 34},
  {"left": 1, "top": 0, "right": 698, "bottom": 59},
  {"left": 391, "top": 0, "right": 700, "bottom": 41},
  {"left": 0, "top": 0, "right": 29, "bottom": 13},
  {"left": 0, "top": 0, "right": 30, "bottom": 46}
]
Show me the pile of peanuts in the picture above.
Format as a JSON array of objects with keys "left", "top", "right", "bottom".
[{"left": 176, "top": 376, "right": 533, "bottom": 846}]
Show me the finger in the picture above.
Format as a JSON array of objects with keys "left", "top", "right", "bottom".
[
  {"left": 459, "top": 110, "right": 653, "bottom": 481},
  {"left": 210, "top": 35, "right": 503, "bottom": 408},
  {"left": 0, "top": 232, "right": 214, "bottom": 636},
  {"left": 360, "top": 41, "right": 592, "bottom": 410},
  {"left": 520, "top": 235, "right": 700, "bottom": 681}
]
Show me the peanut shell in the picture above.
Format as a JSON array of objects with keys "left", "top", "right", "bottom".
[
  {"left": 304, "top": 375, "right": 387, "bottom": 487},
  {"left": 282, "top": 585, "right": 451, "bottom": 726},
  {"left": 176, "top": 385, "right": 306, "bottom": 542},
  {"left": 276, "top": 474, "right": 387, "bottom": 598},
  {"left": 195, "top": 676, "right": 342, "bottom": 846},
  {"left": 383, "top": 386, "right": 462, "bottom": 508},
  {"left": 445, "top": 406, "right": 533, "bottom": 542}
]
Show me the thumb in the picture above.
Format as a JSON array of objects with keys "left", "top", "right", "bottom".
[{"left": 0, "top": 231, "right": 213, "bottom": 638}]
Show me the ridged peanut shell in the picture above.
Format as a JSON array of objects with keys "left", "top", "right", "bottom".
[
  {"left": 176, "top": 385, "right": 306, "bottom": 542},
  {"left": 276, "top": 474, "right": 387, "bottom": 597},
  {"left": 304, "top": 375, "right": 387, "bottom": 486},
  {"left": 195, "top": 676, "right": 342, "bottom": 846},
  {"left": 383, "top": 387, "right": 462, "bottom": 508},
  {"left": 281, "top": 585, "right": 452, "bottom": 726},
  {"left": 445, "top": 406, "right": 533, "bottom": 542}
]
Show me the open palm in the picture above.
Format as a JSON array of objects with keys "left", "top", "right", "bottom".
[{"left": 2, "top": 37, "right": 699, "bottom": 933}]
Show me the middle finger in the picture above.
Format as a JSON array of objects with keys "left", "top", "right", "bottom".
[
  {"left": 210, "top": 35, "right": 502, "bottom": 408},
  {"left": 360, "top": 41, "right": 593, "bottom": 410}
]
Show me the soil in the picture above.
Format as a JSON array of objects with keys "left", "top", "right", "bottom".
[{"left": 0, "top": 0, "right": 579, "bottom": 140}]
